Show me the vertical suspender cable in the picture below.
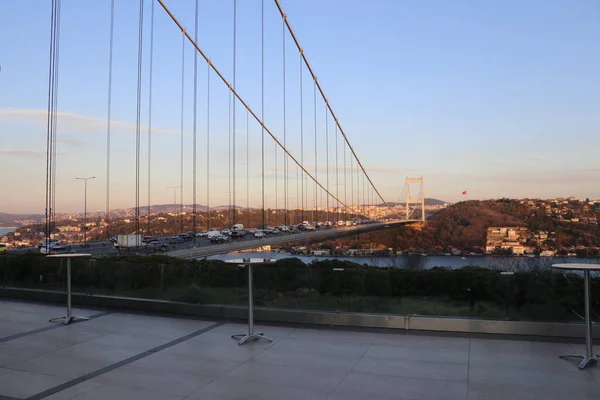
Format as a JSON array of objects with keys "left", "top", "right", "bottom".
[
  {"left": 325, "top": 106, "right": 329, "bottom": 223},
  {"left": 335, "top": 124, "right": 339, "bottom": 222},
  {"left": 50, "top": 1, "right": 61, "bottom": 236},
  {"left": 228, "top": 92, "right": 232, "bottom": 228},
  {"left": 147, "top": 0, "right": 155, "bottom": 234},
  {"left": 261, "top": 0, "right": 265, "bottom": 229},
  {"left": 313, "top": 81, "right": 317, "bottom": 222},
  {"left": 206, "top": 66, "right": 211, "bottom": 230},
  {"left": 232, "top": 0, "right": 237, "bottom": 227},
  {"left": 179, "top": 34, "right": 185, "bottom": 233},
  {"left": 350, "top": 151, "right": 354, "bottom": 219},
  {"left": 45, "top": 0, "right": 60, "bottom": 243},
  {"left": 343, "top": 142, "right": 347, "bottom": 221},
  {"left": 105, "top": 0, "right": 114, "bottom": 239},
  {"left": 246, "top": 110, "right": 249, "bottom": 227},
  {"left": 299, "top": 55, "right": 304, "bottom": 223},
  {"left": 135, "top": 0, "right": 144, "bottom": 242},
  {"left": 192, "top": 0, "right": 199, "bottom": 240},
  {"left": 282, "top": 18, "right": 287, "bottom": 226}
]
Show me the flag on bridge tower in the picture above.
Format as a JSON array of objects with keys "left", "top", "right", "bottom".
[{"left": 462, "top": 190, "right": 467, "bottom": 195}]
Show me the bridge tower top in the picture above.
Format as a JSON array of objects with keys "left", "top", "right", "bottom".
[{"left": 404, "top": 177, "right": 425, "bottom": 221}]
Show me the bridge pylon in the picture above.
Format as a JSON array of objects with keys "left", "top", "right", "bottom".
[{"left": 404, "top": 177, "right": 425, "bottom": 221}]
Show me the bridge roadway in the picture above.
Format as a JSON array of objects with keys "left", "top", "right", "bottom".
[{"left": 168, "top": 220, "right": 419, "bottom": 259}]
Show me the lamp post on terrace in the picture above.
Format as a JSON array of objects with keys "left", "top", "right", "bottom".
[{"left": 75, "top": 176, "right": 96, "bottom": 248}]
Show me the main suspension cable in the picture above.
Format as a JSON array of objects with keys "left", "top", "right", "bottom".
[
  {"left": 157, "top": 0, "right": 351, "bottom": 212},
  {"left": 273, "top": 0, "right": 397, "bottom": 217}
]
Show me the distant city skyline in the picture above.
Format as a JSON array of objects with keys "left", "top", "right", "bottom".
[{"left": 1, "top": 0, "right": 599, "bottom": 214}]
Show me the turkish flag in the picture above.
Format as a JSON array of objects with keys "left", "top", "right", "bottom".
[{"left": 462, "top": 191, "right": 467, "bottom": 195}]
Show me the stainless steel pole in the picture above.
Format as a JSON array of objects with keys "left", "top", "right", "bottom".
[
  {"left": 247, "top": 262, "right": 254, "bottom": 335},
  {"left": 66, "top": 257, "right": 72, "bottom": 322},
  {"left": 584, "top": 270, "right": 592, "bottom": 358}
]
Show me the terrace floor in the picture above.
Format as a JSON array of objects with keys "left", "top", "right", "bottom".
[{"left": 0, "top": 299, "right": 599, "bottom": 400}]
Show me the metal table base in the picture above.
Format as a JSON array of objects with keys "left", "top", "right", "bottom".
[
  {"left": 48, "top": 255, "right": 90, "bottom": 325},
  {"left": 557, "top": 269, "right": 599, "bottom": 369},
  {"left": 231, "top": 261, "right": 273, "bottom": 345}
]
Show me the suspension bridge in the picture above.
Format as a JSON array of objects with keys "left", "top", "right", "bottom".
[{"left": 38, "top": 0, "right": 426, "bottom": 257}]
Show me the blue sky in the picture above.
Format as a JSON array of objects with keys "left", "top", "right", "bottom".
[{"left": 1, "top": 0, "right": 599, "bottom": 213}]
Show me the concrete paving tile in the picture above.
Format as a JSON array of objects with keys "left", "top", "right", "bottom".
[
  {"left": 118, "top": 324, "right": 202, "bottom": 340},
  {"left": 353, "top": 356, "right": 468, "bottom": 382},
  {"left": 250, "top": 344, "right": 361, "bottom": 370},
  {"left": 87, "top": 332, "right": 171, "bottom": 350},
  {"left": 164, "top": 340, "right": 271, "bottom": 362},
  {"left": 37, "top": 324, "right": 112, "bottom": 344},
  {"left": 52, "top": 341, "right": 142, "bottom": 364},
  {"left": 227, "top": 359, "right": 347, "bottom": 391},
  {"left": 326, "top": 392, "right": 401, "bottom": 400},
  {"left": 289, "top": 328, "right": 375, "bottom": 344},
  {"left": 270, "top": 337, "right": 370, "bottom": 357},
  {"left": 8, "top": 352, "right": 111, "bottom": 379},
  {"left": 67, "top": 383, "right": 183, "bottom": 400},
  {"left": 185, "top": 330, "right": 279, "bottom": 347},
  {"left": 186, "top": 376, "right": 330, "bottom": 400},
  {"left": 468, "top": 363, "right": 599, "bottom": 399},
  {"left": 371, "top": 332, "right": 470, "bottom": 348},
  {"left": 89, "top": 365, "right": 214, "bottom": 397},
  {"left": 0, "top": 367, "right": 70, "bottom": 398},
  {"left": 209, "top": 323, "right": 298, "bottom": 338},
  {"left": 42, "top": 382, "right": 103, "bottom": 400},
  {"left": 334, "top": 372, "right": 467, "bottom": 400},
  {"left": 467, "top": 380, "right": 598, "bottom": 400},
  {"left": 365, "top": 342, "right": 469, "bottom": 364},
  {"left": 131, "top": 351, "right": 243, "bottom": 378}
]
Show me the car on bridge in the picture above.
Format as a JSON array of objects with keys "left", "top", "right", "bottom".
[
  {"left": 145, "top": 242, "right": 168, "bottom": 253},
  {"left": 210, "top": 234, "right": 229, "bottom": 243},
  {"left": 0, "top": 244, "right": 7, "bottom": 254}
]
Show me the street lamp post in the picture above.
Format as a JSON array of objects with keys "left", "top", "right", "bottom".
[{"left": 75, "top": 176, "right": 96, "bottom": 247}]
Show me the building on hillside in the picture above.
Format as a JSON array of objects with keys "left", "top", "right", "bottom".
[{"left": 486, "top": 226, "right": 530, "bottom": 254}]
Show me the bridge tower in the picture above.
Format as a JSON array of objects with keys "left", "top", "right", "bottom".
[{"left": 404, "top": 177, "right": 425, "bottom": 221}]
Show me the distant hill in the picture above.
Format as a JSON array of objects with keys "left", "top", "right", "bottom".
[
  {"left": 0, "top": 213, "right": 44, "bottom": 226},
  {"left": 320, "top": 200, "right": 529, "bottom": 252},
  {"left": 378, "top": 198, "right": 447, "bottom": 207},
  {"left": 325, "top": 199, "right": 600, "bottom": 252}
]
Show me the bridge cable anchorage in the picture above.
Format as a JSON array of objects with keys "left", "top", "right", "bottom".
[
  {"left": 272, "top": 0, "right": 398, "bottom": 217},
  {"left": 232, "top": 0, "right": 237, "bottom": 227},
  {"left": 156, "top": 0, "right": 353, "bottom": 214},
  {"left": 192, "top": 0, "right": 199, "bottom": 242},
  {"left": 180, "top": 33, "right": 185, "bottom": 233},
  {"left": 105, "top": 0, "right": 114, "bottom": 239},
  {"left": 134, "top": 0, "right": 144, "bottom": 243},
  {"left": 147, "top": 0, "right": 155, "bottom": 235}
]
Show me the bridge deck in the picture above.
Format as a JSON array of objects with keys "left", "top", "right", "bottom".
[
  {"left": 0, "top": 299, "right": 597, "bottom": 399},
  {"left": 168, "top": 220, "right": 420, "bottom": 259}
]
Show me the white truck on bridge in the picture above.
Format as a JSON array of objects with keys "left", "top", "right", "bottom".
[{"left": 116, "top": 234, "right": 143, "bottom": 248}]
